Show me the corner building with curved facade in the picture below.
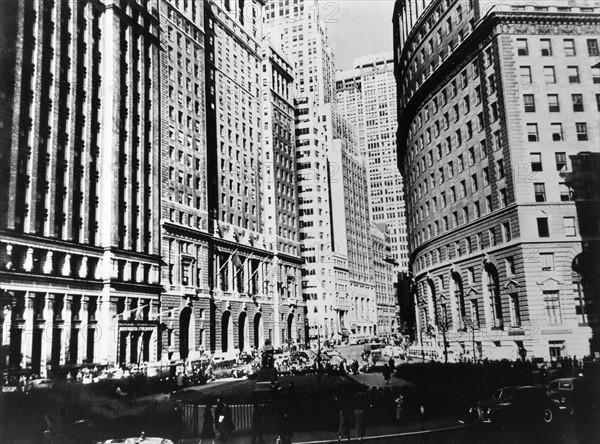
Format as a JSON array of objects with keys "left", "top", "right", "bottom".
[{"left": 394, "top": 0, "right": 600, "bottom": 361}]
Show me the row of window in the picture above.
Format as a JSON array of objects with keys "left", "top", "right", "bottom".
[
  {"left": 524, "top": 93, "right": 600, "bottom": 113},
  {"left": 516, "top": 37, "right": 599, "bottom": 57}
]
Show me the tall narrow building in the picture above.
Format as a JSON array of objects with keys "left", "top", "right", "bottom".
[
  {"left": 261, "top": 38, "right": 305, "bottom": 346},
  {"left": 159, "top": 0, "right": 209, "bottom": 362},
  {"left": 0, "top": 0, "right": 162, "bottom": 374},
  {"left": 336, "top": 53, "right": 409, "bottom": 272},
  {"left": 203, "top": 0, "right": 306, "bottom": 354},
  {"left": 394, "top": 0, "right": 600, "bottom": 360}
]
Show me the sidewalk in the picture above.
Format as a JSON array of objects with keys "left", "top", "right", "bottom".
[{"left": 177, "top": 414, "right": 470, "bottom": 443}]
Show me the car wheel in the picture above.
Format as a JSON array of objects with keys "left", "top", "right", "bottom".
[
  {"left": 542, "top": 408, "right": 553, "bottom": 424},
  {"left": 566, "top": 403, "right": 575, "bottom": 416}
]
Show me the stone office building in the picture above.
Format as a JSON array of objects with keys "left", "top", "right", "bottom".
[
  {"left": 0, "top": 0, "right": 163, "bottom": 375},
  {"left": 394, "top": 0, "right": 600, "bottom": 361}
]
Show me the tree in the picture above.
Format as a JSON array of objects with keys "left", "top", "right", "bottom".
[
  {"left": 436, "top": 314, "right": 452, "bottom": 364},
  {"left": 461, "top": 316, "right": 478, "bottom": 363}
]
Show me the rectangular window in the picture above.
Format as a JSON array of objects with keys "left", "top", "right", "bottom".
[
  {"left": 595, "top": 94, "right": 600, "bottom": 111},
  {"left": 541, "top": 39, "right": 552, "bottom": 56},
  {"left": 593, "top": 67, "right": 600, "bottom": 84},
  {"left": 537, "top": 217, "right": 550, "bottom": 237},
  {"left": 559, "top": 182, "right": 573, "bottom": 201},
  {"left": 588, "top": 39, "right": 600, "bottom": 56},
  {"left": 548, "top": 94, "right": 560, "bottom": 112},
  {"left": 496, "top": 159, "right": 505, "bottom": 178},
  {"left": 483, "top": 167, "right": 490, "bottom": 186},
  {"left": 499, "top": 189, "right": 508, "bottom": 208},
  {"left": 551, "top": 123, "right": 563, "bottom": 141},
  {"left": 567, "top": 66, "right": 580, "bottom": 83},
  {"left": 520, "top": 66, "right": 532, "bottom": 84},
  {"left": 531, "top": 153, "right": 543, "bottom": 171},
  {"left": 517, "top": 38, "right": 528, "bottom": 55},
  {"left": 474, "top": 202, "right": 480, "bottom": 218},
  {"left": 555, "top": 152, "right": 567, "bottom": 171},
  {"left": 544, "top": 66, "right": 556, "bottom": 83},
  {"left": 502, "top": 221, "right": 512, "bottom": 242},
  {"left": 470, "top": 300, "right": 480, "bottom": 329},
  {"left": 524, "top": 94, "right": 536, "bottom": 112},
  {"left": 527, "top": 123, "right": 539, "bottom": 142},
  {"left": 540, "top": 253, "right": 555, "bottom": 272},
  {"left": 572, "top": 94, "right": 584, "bottom": 112},
  {"left": 563, "top": 217, "right": 576, "bottom": 236},
  {"left": 544, "top": 290, "right": 562, "bottom": 324},
  {"left": 576, "top": 122, "right": 588, "bottom": 141},
  {"left": 564, "top": 39, "right": 575, "bottom": 56},
  {"left": 488, "top": 228, "right": 497, "bottom": 246},
  {"left": 510, "top": 293, "right": 522, "bottom": 327},
  {"left": 534, "top": 183, "right": 546, "bottom": 202},
  {"left": 506, "top": 257, "right": 516, "bottom": 277}
]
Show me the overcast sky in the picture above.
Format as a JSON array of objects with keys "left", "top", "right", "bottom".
[{"left": 325, "top": 0, "right": 395, "bottom": 71}]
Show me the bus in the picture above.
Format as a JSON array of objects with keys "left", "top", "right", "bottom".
[{"left": 348, "top": 333, "right": 368, "bottom": 345}]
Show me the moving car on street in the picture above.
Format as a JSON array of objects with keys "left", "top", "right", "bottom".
[{"left": 474, "top": 386, "right": 555, "bottom": 424}]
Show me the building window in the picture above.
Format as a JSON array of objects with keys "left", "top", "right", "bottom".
[
  {"left": 506, "top": 257, "right": 515, "bottom": 277},
  {"left": 551, "top": 123, "right": 563, "bottom": 141},
  {"left": 520, "top": 66, "right": 532, "bottom": 83},
  {"left": 559, "top": 183, "right": 573, "bottom": 201},
  {"left": 588, "top": 39, "right": 600, "bottom": 56},
  {"left": 544, "top": 291, "right": 562, "bottom": 324},
  {"left": 593, "top": 67, "right": 600, "bottom": 84},
  {"left": 496, "top": 159, "right": 505, "bottom": 178},
  {"left": 549, "top": 340, "right": 566, "bottom": 359},
  {"left": 502, "top": 221, "right": 511, "bottom": 242},
  {"left": 596, "top": 94, "right": 600, "bottom": 111},
  {"left": 524, "top": 94, "right": 536, "bottom": 112},
  {"left": 488, "top": 228, "right": 497, "bottom": 246},
  {"left": 534, "top": 183, "right": 546, "bottom": 202},
  {"left": 541, "top": 39, "right": 552, "bottom": 56},
  {"left": 499, "top": 189, "right": 508, "bottom": 208},
  {"left": 567, "top": 66, "right": 580, "bottom": 83},
  {"left": 576, "top": 122, "right": 588, "bottom": 141},
  {"left": 548, "top": 94, "right": 560, "bottom": 112},
  {"left": 537, "top": 217, "right": 550, "bottom": 237},
  {"left": 555, "top": 152, "right": 567, "bottom": 171},
  {"left": 517, "top": 38, "right": 528, "bottom": 55},
  {"left": 526, "top": 123, "right": 539, "bottom": 141},
  {"left": 563, "top": 217, "right": 576, "bottom": 236},
  {"left": 540, "top": 253, "right": 555, "bottom": 272},
  {"left": 509, "top": 293, "right": 522, "bottom": 327},
  {"left": 469, "top": 300, "right": 480, "bottom": 329},
  {"left": 564, "top": 39, "right": 576, "bottom": 56},
  {"left": 531, "top": 153, "right": 542, "bottom": 171},
  {"left": 572, "top": 94, "right": 584, "bottom": 112},
  {"left": 544, "top": 66, "right": 556, "bottom": 83}
]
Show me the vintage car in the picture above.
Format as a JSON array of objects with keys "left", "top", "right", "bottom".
[
  {"left": 474, "top": 386, "right": 555, "bottom": 424},
  {"left": 547, "top": 377, "right": 597, "bottom": 416}
]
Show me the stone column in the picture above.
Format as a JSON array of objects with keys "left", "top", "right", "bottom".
[
  {"left": 22, "top": 292, "right": 35, "bottom": 368},
  {"left": 78, "top": 296, "right": 89, "bottom": 363},
  {"left": 125, "top": 332, "right": 132, "bottom": 364},
  {"left": 41, "top": 293, "right": 54, "bottom": 377},
  {"left": 61, "top": 295, "right": 72, "bottom": 365},
  {"left": 228, "top": 255, "right": 234, "bottom": 292}
]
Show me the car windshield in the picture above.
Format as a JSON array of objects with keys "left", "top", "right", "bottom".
[{"left": 492, "top": 388, "right": 517, "bottom": 400}]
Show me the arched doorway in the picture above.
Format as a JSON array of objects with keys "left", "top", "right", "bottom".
[
  {"left": 253, "top": 312, "right": 263, "bottom": 348},
  {"left": 221, "top": 311, "right": 231, "bottom": 353},
  {"left": 180, "top": 306, "right": 192, "bottom": 360},
  {"left": 238, "top": 311, "right": 249, "bottom": 352},
  {"left": 287, "top": 313, "right": 294, "bottom": 342}
]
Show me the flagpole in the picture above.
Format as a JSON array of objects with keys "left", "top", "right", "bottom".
[
  {"left": 216, "top": 248, "right": 240, "bottom": 275},
  {"left": 232, "top": 251, "right": 256, "bottom": 279}
]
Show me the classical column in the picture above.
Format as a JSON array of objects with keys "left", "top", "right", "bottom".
[
  {"left": 22, "top": 292, "right": 35, "bottom": 369},
  {"left": 78, "top": 296, "right": 89, "bottom": 363},
  {"left": 61, "top": 295, "right": 72, "bottom": 365},
  {"left": 41, "top": 293, "right": 54, "bottom": 377}
]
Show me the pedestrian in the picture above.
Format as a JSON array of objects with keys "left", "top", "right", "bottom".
[
  {"left": 395, "top": 394, "right": 405, "bottom": 422},
  {"left": 217, "top": 402, "right": 234, "bottom": 442},
  {"left": 382, "top": 364, "right": 391, "bottom": 385},
  {"left": 419, "top": 405, "right": 426, "bottom": 430},
  {"left": 354, "top": 408, "right": 365, "bottom": 442},
  {"left": 214, "top": 398, "right": 224, "bottom": 436},
  {"left": 388, "top": 357, "right": 395, "bottom": 370},
  {"left": 337, "top": 407, "right": 351, "bottom": 442},
  {"left": 200, "top": 404, "right": 216, "bottom": 444},
  {"left": 251, "top": 405, "right": 264, "bottom": 444}
]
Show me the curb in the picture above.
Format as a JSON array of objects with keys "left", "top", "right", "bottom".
[{"left": 291, "top": 424, "right": 473, "bottom": 443}]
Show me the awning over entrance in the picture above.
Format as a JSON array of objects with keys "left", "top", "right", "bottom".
[{"left": 341, "top": 329, "right": 351, "bottom": 336}]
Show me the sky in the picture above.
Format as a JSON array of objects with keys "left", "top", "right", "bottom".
[{"left": 326, "top": 0, "right": 396, "bottom": 71}]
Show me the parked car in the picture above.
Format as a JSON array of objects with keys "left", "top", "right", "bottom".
[
  {"left": 475, "top": 386, "right": 555, "bottom": 424},
  {"left": 547, "top": 377, "right": 597, "bottom": 416},
  {"left": 27, "top": 378, "right": 55, "bottom": 390}
]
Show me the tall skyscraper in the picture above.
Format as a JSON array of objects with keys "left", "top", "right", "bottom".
[
  {"left": 261, "top": 38, "right": 305, "bottom": 346},
  {"left": 159, "top": 0, "right": 209, "bottom": 361},
  {"left": 336, "top": 53, "right": 409, "bottom": 272},
  {"left": 203, "top": 0, "right": 306, "bottom": 353},
  {"left": 394, "top": 0, "right": 600, "bottom": 360},
  {"left": 0, "top": 0, "right": 162, "bottom": 373}
]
